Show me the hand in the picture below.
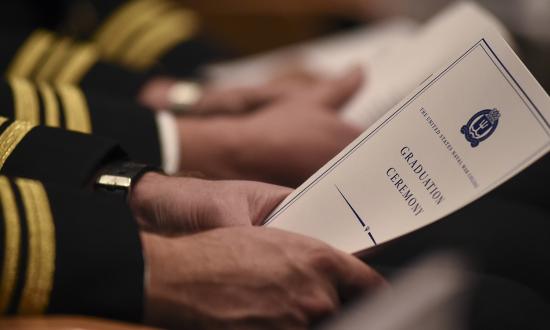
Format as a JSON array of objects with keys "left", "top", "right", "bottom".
[
  {"left": 138, "top": 70, "right": 324, "bottom": 113},
  {"left": 129, "top": 172, "right": 291, "bottom": 234},
  {"left": 190, "top": 67, "right": 324, "bottom": 114},
  {"left": 140, "top": 226, "right": 387, "bottom": 329},
  {"left": 177, "top": 67, "right": 364, "bottom": 187}
]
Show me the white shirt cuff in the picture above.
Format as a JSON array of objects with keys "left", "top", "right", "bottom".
[{"left": 155, "top": 111, "right": 180, "bottom": 174}]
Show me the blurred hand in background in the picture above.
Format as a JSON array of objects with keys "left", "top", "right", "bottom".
[{"left": 176, "top": 67, "right": 364, "bottom": 187}]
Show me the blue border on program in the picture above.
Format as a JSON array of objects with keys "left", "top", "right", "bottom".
[{"left": 264, "top": 38, "right": 550, "bottom": 225}]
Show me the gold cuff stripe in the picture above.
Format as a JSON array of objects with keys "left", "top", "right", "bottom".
[
  {"left": 0, "top": 177, "right": 22, "bottom": 313},
  {"left": 122, "top": 10, "right": 199, "bottom": 70},
  {"left": 16, "top": 179, "right": 55, "bottom": 315},
  {"left": 34, "top": 38, "right": 73, "bottom": 82},
  {"left": 0, "top": 121, "right": 36, "bottom": 171},
  {"left": 56, "top": 85, "right": 92, "bottom": 134},
  {"left": 103, "top": 1, "right": 176, "bottom": 60},
  {"left": 94, "top": 0, "right": 158, "bottom": 44},
  {"left": 55, "top": 44, "right": 99, "bottom": 84},
  {"left": 8, "top": 78, "right": 40, "bottom": 125},
  {"left": 94, "top": 0, "right": 167, "bottom": 57},
  {"left": 37, "top": 83, "right": 60, "bottom": 128},
  {"left": 6, "top": 30, "right": 55, "bottom": 79}
]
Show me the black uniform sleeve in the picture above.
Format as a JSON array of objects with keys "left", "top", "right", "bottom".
[
  {"left": 0, "top": 79, "right": 161, "bottom": 166},
  {"left": 85, "top": 89, "right": 162, "bottom": 166},
  {"left": 0, "top": 117, "right": 124, "bottom": 187},
  {"left": 155, "top": 34, "right": 230, "bottom": 78},
  {"left": 0, "top": 175, "right": 144, "bottom": 321}
]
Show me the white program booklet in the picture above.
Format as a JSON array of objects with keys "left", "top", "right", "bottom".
[
  {"left": 264, "top": 28, "right": 550, "bottom": 254},
  {"left": 341, "top": 1, "right": 512, "bottom": 127},
  {"left": 206, "top": 2, "right": 511, "bottom": 131}
]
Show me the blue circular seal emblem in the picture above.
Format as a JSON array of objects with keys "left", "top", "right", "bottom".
[{"left": 460, "top": 109, "right": 501, "bottom": 148}]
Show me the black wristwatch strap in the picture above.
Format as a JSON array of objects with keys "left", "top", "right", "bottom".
[{"left": 94, "top": 161, "right": 161, "bottom": 198}]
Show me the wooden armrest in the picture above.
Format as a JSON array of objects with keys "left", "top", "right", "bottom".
[{"left": 0, "top": 316, "right": 159, "bottom": 330}]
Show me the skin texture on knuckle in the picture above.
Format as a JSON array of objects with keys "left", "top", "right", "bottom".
[
  {"left": 170, "top": 231, "right": 311, "bottom": 329},
  {"left": 306, "top": 244, "right": 342, "bottom": 276},
  {"left": 145, "top": 228, "right": 352, "bottom": 329},
  {"left": 299, "top": 289, "right": 339, "bottom": 319}
]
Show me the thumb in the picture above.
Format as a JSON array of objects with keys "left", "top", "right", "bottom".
[
  {"left": 249, "top": 183, "right": 293, "bottom": 226},
  {"left": 308, "top": 66, "right": 364, "bottom": 110}
]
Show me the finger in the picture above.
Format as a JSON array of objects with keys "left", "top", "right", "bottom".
[
  {"left": 250, "top": 183, "right": 293, "bottom": 225},
  {"left": 307, "top": 66, "right": 365, "bottom": 110},
  {"left": 195, "top": 85, "right": 288, "bottom": 114},
  {"left": 199, "top": 72, "right": 327, "bottom": 114},
  {"left": 269, "top": 69, "right": 322, "bottom": 86},
  {"left": 192, "top": 87, "right": 257, "bottom": 114},
  {"left": 238, "top": 78, "right": 322, "bottom": 111},
  {"left": 239, "top": 85, "right": 291, "bottom": 110},
  {"left": 300, "top": 280, "right": 341, "bottom": 322},
  {"left": 336, "top": 121, "right": 363, "bottom": 141},
  {"left": 325, "top": 249, "right": 388, "bottom": 300}
]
